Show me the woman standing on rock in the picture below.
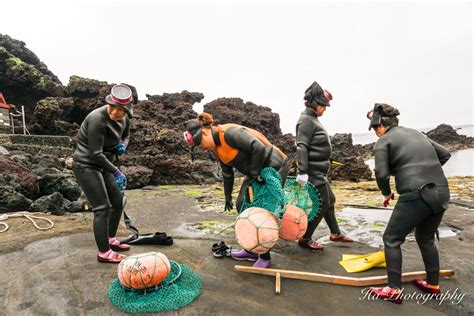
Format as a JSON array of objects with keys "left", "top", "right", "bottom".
[
  {"left": 72, "top": 84, "right": 137, "bottom": 263},
  {"left": 366, "top": 103, "right": 451, "bottom": 303},
  {"left": 183, "top": 112, "right": 289, "bottom": 268},
  {"left": 295, "top": 81, "right": 352, "bottom": 251}
]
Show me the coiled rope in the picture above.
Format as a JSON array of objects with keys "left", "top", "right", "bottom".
[{"left": 0, "top": 212, "right": 54, "bottom": 233}]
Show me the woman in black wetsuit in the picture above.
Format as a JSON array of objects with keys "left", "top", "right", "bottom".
[
  {"left": 183, "top": 113, "right": 289, "bottom": 268},
  {"left": 72, "top": 84, "right": 137, "bottom": 263},
  {"left": 366, "top": 103, "right": 451, "bottom": 303}
]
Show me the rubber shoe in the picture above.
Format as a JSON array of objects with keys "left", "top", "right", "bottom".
[
  {"left": 110, "top": 242, "right": 130, "bottom": 252},
  {"left": 413, "top": 280, "right": 441, "bottom": 295},
  {"left": 97, "top": 250, "right": 126, "bottom": 263},
  {"left": 230, "top": 249, "right": 258, "bottom": 261},
  {"left": 330, "top": 233, "right": 353, "bottom": 243},
  {"left": 253, "top": 258, "right": 271, "bottom": 268},
  {"left": 298, "top": 238, "right": 324, "bottom": 251},
  {"left": 368, "top": 286, "right": 403, "bottom": 304}
]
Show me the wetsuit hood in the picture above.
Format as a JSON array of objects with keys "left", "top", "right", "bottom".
[
  {"left": 304, "top": 81, "right": 332, "bottom": 109},
  {"left": 183, "top": 119, "right": 203, "bottom": 146},
  {"left": 368, "top": 103, "right": 398, "bottom": 130},
  {"left": 105, "top": 84, "right": 136, "bottom": 119}
]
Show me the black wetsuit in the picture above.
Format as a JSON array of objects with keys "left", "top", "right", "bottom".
[
  {"left": 374, "top": 126, "right": 450, "bottom": 288},
  {"left": 296, "top": 108, "right": 340, "bottom": 240},
  {"left": 72, "top": 105, "right": 130, "bottom": 252},
  {"left": 216, "top": 124, "right": 289, "bottom": 260}
]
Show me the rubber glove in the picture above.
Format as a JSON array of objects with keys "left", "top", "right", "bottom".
[
  {"left": 116, "top": 141, "right": 128, "bottom": 155},
  {"left": 296, "top": 174, "right": 308, "bottom": 186},
  {"left": 383, "top": 193, "right": 395, "bottom": 207},
  {"left": 113, "top": 169, "right": 127, "bottom": 192},
  {"left": 224, "top": 199, "right": 234, "bottom": 212}
]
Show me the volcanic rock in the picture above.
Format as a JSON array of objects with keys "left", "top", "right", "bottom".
[
  {"left": 0, "top": 155, "right": 39, "bottom": 199},
  {"left": 330, "top": 134, "right": 373, "bottom": 182},
  {"left": 30, "top": 192, "right": 66, "bottom": 215},
  {"left": 426, "top": 124, "right": 474, "bottom": 151},
  {"left": 0, "top": 186, "right": 32, "bottom": 213},
  {"left": 203, "top": 98, "right": 282, "bottom": 138},
  {"left": 0, "top": 34, "right": 64, "bottom": 119}
]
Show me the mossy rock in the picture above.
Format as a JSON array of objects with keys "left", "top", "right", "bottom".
[{"left": 185, "top": 189, "right": 203, "bottom": 198}]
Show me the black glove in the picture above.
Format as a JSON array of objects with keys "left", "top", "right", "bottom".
[{"left": 224, "top": 199, "right": 234, "bottom": 212}]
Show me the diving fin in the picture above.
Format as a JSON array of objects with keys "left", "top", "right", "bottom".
[
  {"left": 341, "top": 253, "right": 386, "bottom": 267},
  {"left": 122, "top": 232, "right": 173, "bottom": 246},
  {"left": 339, "top": 251, "right": 386, "bottom": 273}
]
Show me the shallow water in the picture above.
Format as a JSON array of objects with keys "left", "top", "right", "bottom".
[{"left": 319, "top": 207, "right": 460, "bottom": 247}]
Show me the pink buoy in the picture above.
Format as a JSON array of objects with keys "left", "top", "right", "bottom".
[
  {"left": 279, "top": 204, "right": 308, "bottom": 241},
  {"left": 235, "top": 207, "right": 279, "bottom": 254},
  {"left": 117, "top": 252, "right": 171, "bottom": 289}
]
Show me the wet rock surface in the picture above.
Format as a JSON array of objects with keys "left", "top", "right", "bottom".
[{"left": 0, "top": 177, "right": 473, "bottom": 315}]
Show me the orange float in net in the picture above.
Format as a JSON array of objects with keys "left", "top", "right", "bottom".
[
  {"left": 117, "top": 252, "right": 171, "bottom": 290},
  {"left": 279, "top": 204, "right": 308, "bottom": 241},
  {"left": 235, "top": 207, "right": 279, "bottom": 254}
]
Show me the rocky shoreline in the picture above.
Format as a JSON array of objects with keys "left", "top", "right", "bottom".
[{"left": 1, "top": 33, "right": 473, "bottom": 215}]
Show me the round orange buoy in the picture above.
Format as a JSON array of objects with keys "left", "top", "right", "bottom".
[
  {"left": 117, "top": 252, "right": 171, "bottom": 289},
  {"left": 279, "top": 204, "right": 308, "bottom": 241},
  {"left": 235, "top": 207, "right": 279, "bottom": 254}
]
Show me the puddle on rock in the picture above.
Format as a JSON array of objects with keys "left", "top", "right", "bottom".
[
  {"left": 437, "top": 226, "right": 461, "bottom": 238},
  {"left": 317, "top": 207, "right": 461, "bottom": 247}
]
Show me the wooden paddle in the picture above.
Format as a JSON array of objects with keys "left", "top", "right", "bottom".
[{"left": 235, "top": 265, "right": 454, "bottom": 294}]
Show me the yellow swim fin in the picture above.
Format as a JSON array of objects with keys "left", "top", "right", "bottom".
[
  {"left": 341, "top": 253, "right": 386, "bottom": 267},
  {"left": 339, "top": 251, "right": 386, "bottom": 273}
]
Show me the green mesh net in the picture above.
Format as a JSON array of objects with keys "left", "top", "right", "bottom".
[
  {"left": 283, "top": 177, "right": 321, "bottom": 221},
  {"left": 240, "top": 167, "right": 286, "bottom": 216},
  {"left": 108, "top": 261, "right": 202, "bottom": 313}
]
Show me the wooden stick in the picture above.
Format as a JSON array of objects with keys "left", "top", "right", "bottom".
[
  {"left": 235, "top": 265, "right": 454, "bottom": 287},
  {"left": 275, "top": 272, "right": 281, "bottom": 295},
  {"left": 342, "top": 203, "right": 394, "bottom": 210}
]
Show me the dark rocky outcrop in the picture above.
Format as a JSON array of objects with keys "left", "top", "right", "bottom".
[
  {"left": 31, "top": 76, "right": 111, "bottom": 136},
  {"left": 38, "top": 174, "right": 81, "bottom": 201},
  {"left": 29, "top": 192, "right": 66, "bottom": 215},
  {"left": 5, "top": 34, "right": 472, "bottom": 196},
  {"left": 0, "top": 186, "right": 32, "bottom": 213},
  {"left": 0, "top": 150, "right": 83, "bottom": 214},
  {"left": 426, "top": 124, "right": 474, "bottom": 151},
  {"left": 330, "top": 133, "right": 373, "bottom": 182},
  {"left": 204, "top": 98, "right": 282, "bottom": 138},
  {"left": 122, "top": 91, "right": 217, "bottom": 184},
  {"left": 0, "top": 155, "right": 39, "bottom": 199},
  {"left": 0, "top": 34, "right": 64, "bottom": 120},
  {"left": 121, "top": 166, "right": 154, "bottom": 189},
  {"left": 354, "top": 143, "right": 375, "bottom": 159},
  {"left": 65, "top": 200, "right": 86, "bottom": 213}
]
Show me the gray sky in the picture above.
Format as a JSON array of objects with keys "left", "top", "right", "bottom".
[{"left": 1, "top": 0, "right": 472, "bottom": 135}]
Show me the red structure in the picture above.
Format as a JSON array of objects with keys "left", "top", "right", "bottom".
[{"left": 0, "top": 92, "right": 12, "bottom": 111}]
